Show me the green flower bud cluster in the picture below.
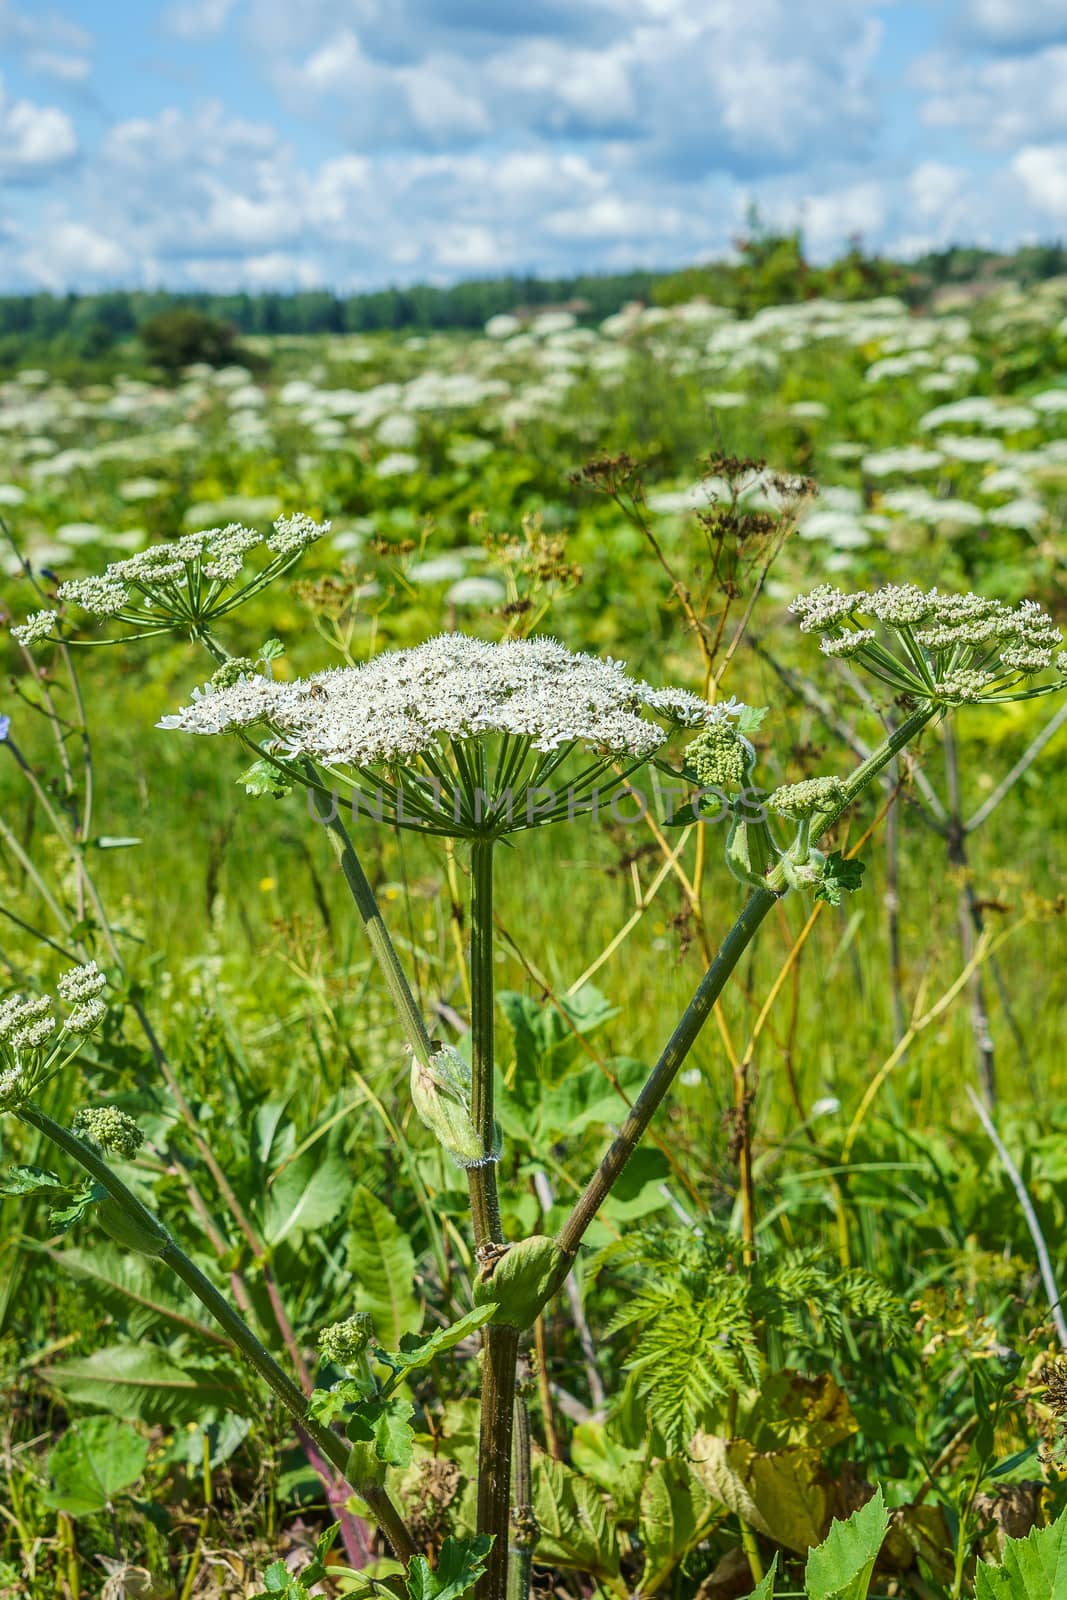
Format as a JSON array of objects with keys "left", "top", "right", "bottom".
[
  {"left": 318, "top": 1313, "right": 375, "bottom": 1366},
  {"left": 209, "top": 657, "right": 256, "bottom": 690},
  {"left": 767, "top": 776, "right": 848, "bottom": 819},
  {"left": 72, "top": 1105, "right": 144, "bottom": 1158},
  {"left": 687, "top": 721, "right": 754, "bottom": 790},
  {"left": 410, "top": 1043, "right": 485, "bottom": 1166}
]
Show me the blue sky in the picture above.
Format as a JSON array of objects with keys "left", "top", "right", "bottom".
[{"left": 4, "top": 0, "right": 1067, "bottom": 293}]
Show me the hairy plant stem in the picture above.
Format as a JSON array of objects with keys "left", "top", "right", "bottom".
[
  {"left": 469, "top": 838, "right": 503, "bottom": 1251},
  {"left": 467, "top": 837, "right": 514, "bottom": 1600},
  {"left": 508, "top": 1369, "right": 537, "bottom": 1600},
  {"left": 15, "top": 1102, "right": 417, "bottom": 1565},
  {"left": 477, "top": 1323, "right": 520, "bottom": 1600}
]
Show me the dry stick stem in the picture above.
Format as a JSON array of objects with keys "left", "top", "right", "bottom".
[
  {"left": 16, "top": 1102, "right": 418, "bottom": 1562},
  {"left": 966, "top": 1086, "right": 1067, "bottom": 1351}
]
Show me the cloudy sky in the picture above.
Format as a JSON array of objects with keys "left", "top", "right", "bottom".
[{"left": 3, "top": 0, "right": 1067, "bottom": 294}]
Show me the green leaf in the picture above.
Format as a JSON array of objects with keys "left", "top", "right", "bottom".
[
  {"left": 737, "top": 704, "right": 770, "bottom": 737},
  {"left": 804, "top": 1490, "right": 889, "bottom": 1600},
  {"left": 0, "top": 1166, "right": 103, "bottom": 1233},
  {"left": 0, "top": 1164, "right": 67, "bottom": 1197},
  {"left": 752, "top": 1557, "right": 778, "bottom": 1599},
  {"left": 975, "top": 1509, "right": 1067, "bottom": 1598},
  {"left": 361, "top": 1396, "right": 416, "bottom": 1467},
  {"left": 259, "top": 638, "right": 286, "bottom": 661},
  {"left": 406, "top": 1535, "right": 492, "bottom": 1600},
  {"left": 43, "top": 1416, "right": 149, "bottom": 1516},
  {"left": 814, "top": 851, "right": 866, "bottom": 907},
  {"left": 638, "top": 1456, "right": 716, "bottom": 1593},
  {"left": 347, "top": 1185, "right": 421, "bottom": 1347},
  {"left": 263, "top": 1151, "right": 348, "bottom": 1246},
  {"left": 48, "top": 1179, "right": 105, "bottom": 1234},
  {"left": 43, "top": 1344, "right": 254, "bottom": 1425},
  {"left": 499, "top": 985, "right": 618, "bottom": 1090},
  {"left": 382, "top": 1304, "right": 496, "bottom": 1389},
  {"left": 45, "top": 1243, "right": 225, "bottom": 1344},
  {"left": 532, "top": 1450, "right": 621, "bottom": 1579},
  {"left": 239, "top": 759, "right": 292, "bottom": 799}
]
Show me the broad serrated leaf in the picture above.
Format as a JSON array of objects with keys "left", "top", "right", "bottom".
[
  {"left": 44, "top": 1243, "right": 226, "bottom": 1344},
  {"left": 239, "top": 759, "right": 292, "bottom": 798},
  {"left": 264, "top": 1151, "right": 348, "bottom": 1246},
  {"left": 341, "top": 1395, "right": 416, "bottom": 1466},
  {"left": 532, "top": 1450, "right": 621, "bottom": 1578},
  {"left": 44, "top": 1344, "right": 254, "bottom": 1424},
  {"left": 49, "top": 1179, "right": 105, "bottom": 1234},
  {"left": 406, "top": 1535, "right": 492, "bottom": 1600},
  {"left": 347, "top": 1185, "right": 421, "bottom": 1347},
  {"left": 382, "top": 1304, "right": 496, "bottom": 1389},
  {"left": 638, "top": 1456, "right": 715, "bottom": 1593},
  {"left": 44, "top": 1416, "right": 149, "bottom": 1515},
  {"left": 975, "top": 1509, "right": 1067, "bottom": 1599},
  {"left": 805, "top": 1490, "right": 888, "bottom": 1600},
  {"left": 0, "top": 1164, "right": 67, "bottom": 1197},
  {"left": 814, "top": 852, "right": 866, "bottom": 908}
]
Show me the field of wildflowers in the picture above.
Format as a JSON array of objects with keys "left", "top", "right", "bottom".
[{"left": 2, "top": 279, "right": 1067, "bottom": 1599}]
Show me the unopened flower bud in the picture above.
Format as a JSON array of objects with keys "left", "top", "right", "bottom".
[
  {"left": 686, "top": 722, "right": 754, "bottom": 790},
  {"left": 73, "top": 1105, "right": 144, "bottom": 1158},
  {"left": 767, "top": 776, "right": 848, "bottom": 819},
  {"left": 410, "top": 1044, "right": 485, "bottom": 1166},
  {"left": 319, "top": 1313, "right": 375, "bottom": 1365}
]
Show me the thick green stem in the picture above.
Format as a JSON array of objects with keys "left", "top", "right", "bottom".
[
  {"left": 311, "top": 782, "right": 436, "bottom": 1070},
  {"left": 558, "top": 704, "right": 938, "bottom": 1260},
  {"left": 476, "top": 1323, "right": 520, "bottom": 1600},
  {"left": 557, "top": 885, "right": 779, "bottom": 1255},
  {"left": 468, "top": 838, "right": 502, "bottom": 1253},
  {"left": 15, "top": 1103, "right": 417, "bottom": 1565}
]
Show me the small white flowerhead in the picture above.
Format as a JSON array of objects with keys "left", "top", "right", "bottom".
[
  {"left": 11, "top": 609, "right": 58, "bottom": 649},
  {"left": 792, "top": 582, "right": 1066, "bottom": 708},
  {"left": 57, "top": 961, "right": 107, "bottom": 1002},
  {"left": 13, "top": 515, "right": 329, "bottom": 648}
]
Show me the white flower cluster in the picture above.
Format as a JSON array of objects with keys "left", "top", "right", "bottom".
[
  {"left": 11, "top": 609, "right": 58, "bottom": 647},
  {"left": 161, "top": 633, "right": 741, "bottom": 765},
  {"left": 0, "top": 964, "right": 109, "bottom": 1111},
  {"left": 13, "top": 515, "right": 329, "bottom": 645},
  {"left": 789, "top": 583, "right": 1066, "bottom": 706}
]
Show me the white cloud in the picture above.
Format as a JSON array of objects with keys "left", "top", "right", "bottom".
[
  {"left": 916, "top": 44, "right": 1067, "bottom": 147},
  {"left": 266, "top": 0, "right": 883, "bottom": 171},
  {"left": 164, "top": 0, "right": 239, "bottom": 38},
  {"left": 0, "top": 2, "right": 92, "bottom": 81},
  {"left": 908, "top": 160, "right": 968, "bottom": 221},
  {"left": 960, "top": 0, "right": 1067, "bottom": 47},
  {"left": 0, "top": 77, "right": 77, "bottom": 178},
  {"left": 17, "top": 220, "right": 128, "bottom": 289},
  {"left": 1013, "top": 144, "right": 1067, "bottom": 217}
]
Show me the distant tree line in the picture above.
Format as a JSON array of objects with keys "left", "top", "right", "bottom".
[{"left": 1, "top": 233, "right": 1065, "bottom": 380}]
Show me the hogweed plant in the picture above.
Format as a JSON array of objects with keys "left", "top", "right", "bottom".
[{"left": 4, "top": 516, "right": 1067, "bottom": 1599}]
